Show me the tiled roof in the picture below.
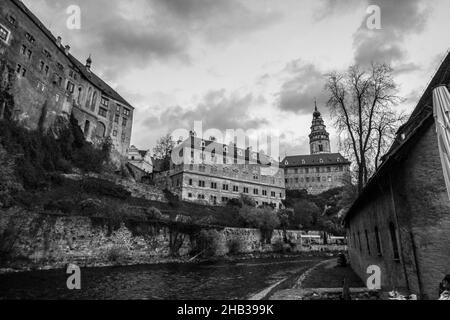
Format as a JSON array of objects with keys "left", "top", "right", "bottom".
[
  {"left": 281, "top": 153, "right": 350, "bottom": 167},
  {"left": 10, "top": 0, "right": 133, "bottom": 109}
]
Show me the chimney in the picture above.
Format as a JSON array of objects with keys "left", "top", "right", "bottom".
[
  {"left": 64, "top": 45, "right": 70, "bottom": 55},
  {"left": 56, "top": 36, "right": 62, "bottom": 47}
]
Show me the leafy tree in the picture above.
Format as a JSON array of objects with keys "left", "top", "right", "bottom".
[{"left": 291, "top": 199, "right": 320, "bottom": 230}]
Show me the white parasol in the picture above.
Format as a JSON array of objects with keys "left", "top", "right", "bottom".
[{"left": 432, "top": 85, "right": 450, "bottom": 200}]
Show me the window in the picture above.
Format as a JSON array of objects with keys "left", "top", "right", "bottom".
[
  {"left": 211, "top": 182, "right": 217, "bottom": 189},
  {"left": 389, "top": 222, "right": 400, "bottom": 261},
  {"left": 112, "top": 130, "right": 118, "bottom": 137},
  {"left": 188, "top": 193, "right": 193, "bottom": 198},
  {"left": 7, "top": 15, "right": 16, "bottom": 26},
  {"left": 253, "top": 189, "right": 259, "bottom": 195},
  {"left": 222, "top": 184, "right": 229, "bottom": 191},
  {"left": 189, "top": 179, "right": 193, "bottom": 186},
  {"left": 25, "top": 32, "right": 35, "bottom": 43},
  {"left": 44, "top": 65, "right": 49, "bottom": 76},
  {"left": 123, "top": 108, "right": 131, "bottom": 116},
  {"left": 198, "top": 180, "right": 205, "bottom": 188},
  {"left": 0, "top": 25, "right": 10, "bottom": 42},
  {"left": 39, "top": 61, "right": 45, "bottom": 72},
  {"left": 43, "top": 49, "right": 52, "bottom": 58},
  {"left": 365, "top": 230, "right": 371, "bottom": 256},
  {"left": 233, "top": 186, "right": 239, "bottom": 192},
  {"left": 36, "top": 81, "right": 45, "bottom": 92},
  {"left": 91, "top": 92, "right": 98, "bottom": 110},
  {"left": 243, "top": 187, "right": 249, "bottom": 194},
  {"left": 98, "top": 107, "right": 108, "bottom": 117},
  {"left": 66, "top": 81, "right": 75, "bottom": 93},
  {"left": 122, "top": 118, "right": 127, "bottom": 127},
  {"left": 271, "top": 191, "right": 276, "bottom": 197},
  {"left": 375, "top": 227, "right": 382, "bottom": 256},
  {"left": 101, "top": 97, "right": 109, "bottom": 107},
  {"left": 114, "top": 114, "right": 119, "bottom": 123},
  {"left": 262, "top": 190, "right": 267, "bottom": 196},
  {"left": 21, "top": 45, "right": 27, "bottom": 55},
  {"left": 57, "top": 63, "right": 64, "bottom": 71}
]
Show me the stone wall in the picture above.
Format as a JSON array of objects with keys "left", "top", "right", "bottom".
[
  {"left": 346, "top": 122, "right": 450, "bottom": 300},
  {"left": 0, "top": 207, "right": 344, "bottom": 272}
]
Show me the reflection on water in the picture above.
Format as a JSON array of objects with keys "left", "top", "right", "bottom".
[{"left": 0, "top": 257, "right": 323, "bottom": 300}]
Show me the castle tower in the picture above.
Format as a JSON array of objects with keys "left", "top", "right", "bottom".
[{"left": 309, "top": 101, "right": 331, "bottom": 155}]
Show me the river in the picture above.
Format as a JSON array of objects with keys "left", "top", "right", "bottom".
[{"left": 0, "top": 256, "right": 325, "bottom": 300}]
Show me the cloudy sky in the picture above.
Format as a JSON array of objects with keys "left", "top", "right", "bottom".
[{"left": 24, "top": 0, "right": 450, "bottom": 157}]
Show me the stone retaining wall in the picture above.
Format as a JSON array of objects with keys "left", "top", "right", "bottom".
[{"left": 0, "top": 207, "right": 345, "bottom": 272}]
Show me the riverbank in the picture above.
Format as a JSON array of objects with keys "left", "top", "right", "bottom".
[
  {"left": 0, "top": 251, "right": 340, "bottom": 275},
  {"left": 0, "top": 207, "right": 346, "bottom": 274}
]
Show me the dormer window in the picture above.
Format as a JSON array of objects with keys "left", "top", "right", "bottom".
[
  {"left": 337, "top": 158, "right": 341, "bottom": 162},
  {"left": 285, "top": 160, "right": 289, "bottom": 165},
  {"left": 319, "top": 158, "right": 324, "bottom": 163},
  {"left": 238, "top": 150, "right": 243, "bottom": 156},
  {"left": 302, "top": 160, "right": 306, "bottom": 165},
  {"left": 123, "top": 108, "right": 131, "bottom": 116},
  {"left": 200, "top": 141, "right": 206, "bottom": 148},
  {"left": 224, "top": 146, "right": 228, "bottom": 153}
]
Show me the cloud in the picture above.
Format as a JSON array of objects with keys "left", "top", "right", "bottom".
[
  {"left": 26, "top": 0, "right": 281, "bottom": 80},
  {"left": 132, "top": 89, "right": 269, "bottom": 148},
  {"left": 317, "top": 0, "right": 431, "bottom": 67},
  {"left": 353, "top": 0, "right": 430, "bottom": 66},
  {"left": 276, "top": 60, "right": 328, "bottom": 114}
]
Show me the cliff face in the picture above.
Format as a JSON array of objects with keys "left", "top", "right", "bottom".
[{"left": 0, "top": 207, "right": 335, "bottom": 273}]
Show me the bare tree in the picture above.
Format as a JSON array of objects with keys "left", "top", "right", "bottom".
[
  {"left": 153, "top": 133, "right": 176, "bottom": 171},
  {"left": 325, "top": 63, "right": 404, "bottom": 192}
]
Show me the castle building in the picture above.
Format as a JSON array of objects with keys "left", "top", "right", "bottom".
[
  {"left": 127, "top": 145, "right": 153, "bottom": 174},
  {"left": 0, "top": 0, "right": 134, "bottom": 157},
  {"left": 152, "top": 134, "right": 286, "bottom": 209},
  {"left": 281, "top": 104, "right": 351, "bottom": 195}
]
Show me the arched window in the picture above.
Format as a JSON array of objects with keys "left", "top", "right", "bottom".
[
  {"left": 91, "top": 91, "right": 98, "bottom": 111},
  {"left": 86, "top": 87, "right": 92, "bottom": 109},
  {"left": 77, "top": 87, "right": 82, "bottom": 104},
  {"left": 95, "top": 122, "right": 106, "bottom": 138}
]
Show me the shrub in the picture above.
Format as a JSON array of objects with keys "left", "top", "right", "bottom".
[
  {"left": 107, "top": 245, "right": 128, "bottom": 263},
  {"left": 238, "top": 206, "right": 280, "bottom": 244},
  {"left": 227, "top": 238, "right": 244, "bottom": 255},
  {"left": 0, "top": 114, "right": 111, "bottom": 190},
  {"left": 146, "top": 207, "right": 163, "bottom": 220},
  {"left": 81, "top": 178, "right": 131, "bottom": 200},
  {"left": 272, "top": 239, "right": 286, "bottom": 253},
  {"left": 196, "top": 229, "right": 224, "bottom": 258},
  {"left": 44, "top": 199, "right": 76, "bottom": 214}
]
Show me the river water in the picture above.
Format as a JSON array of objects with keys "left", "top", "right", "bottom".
[{"left": 0, "top": 256, "right": 324, "bottom": 300}]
